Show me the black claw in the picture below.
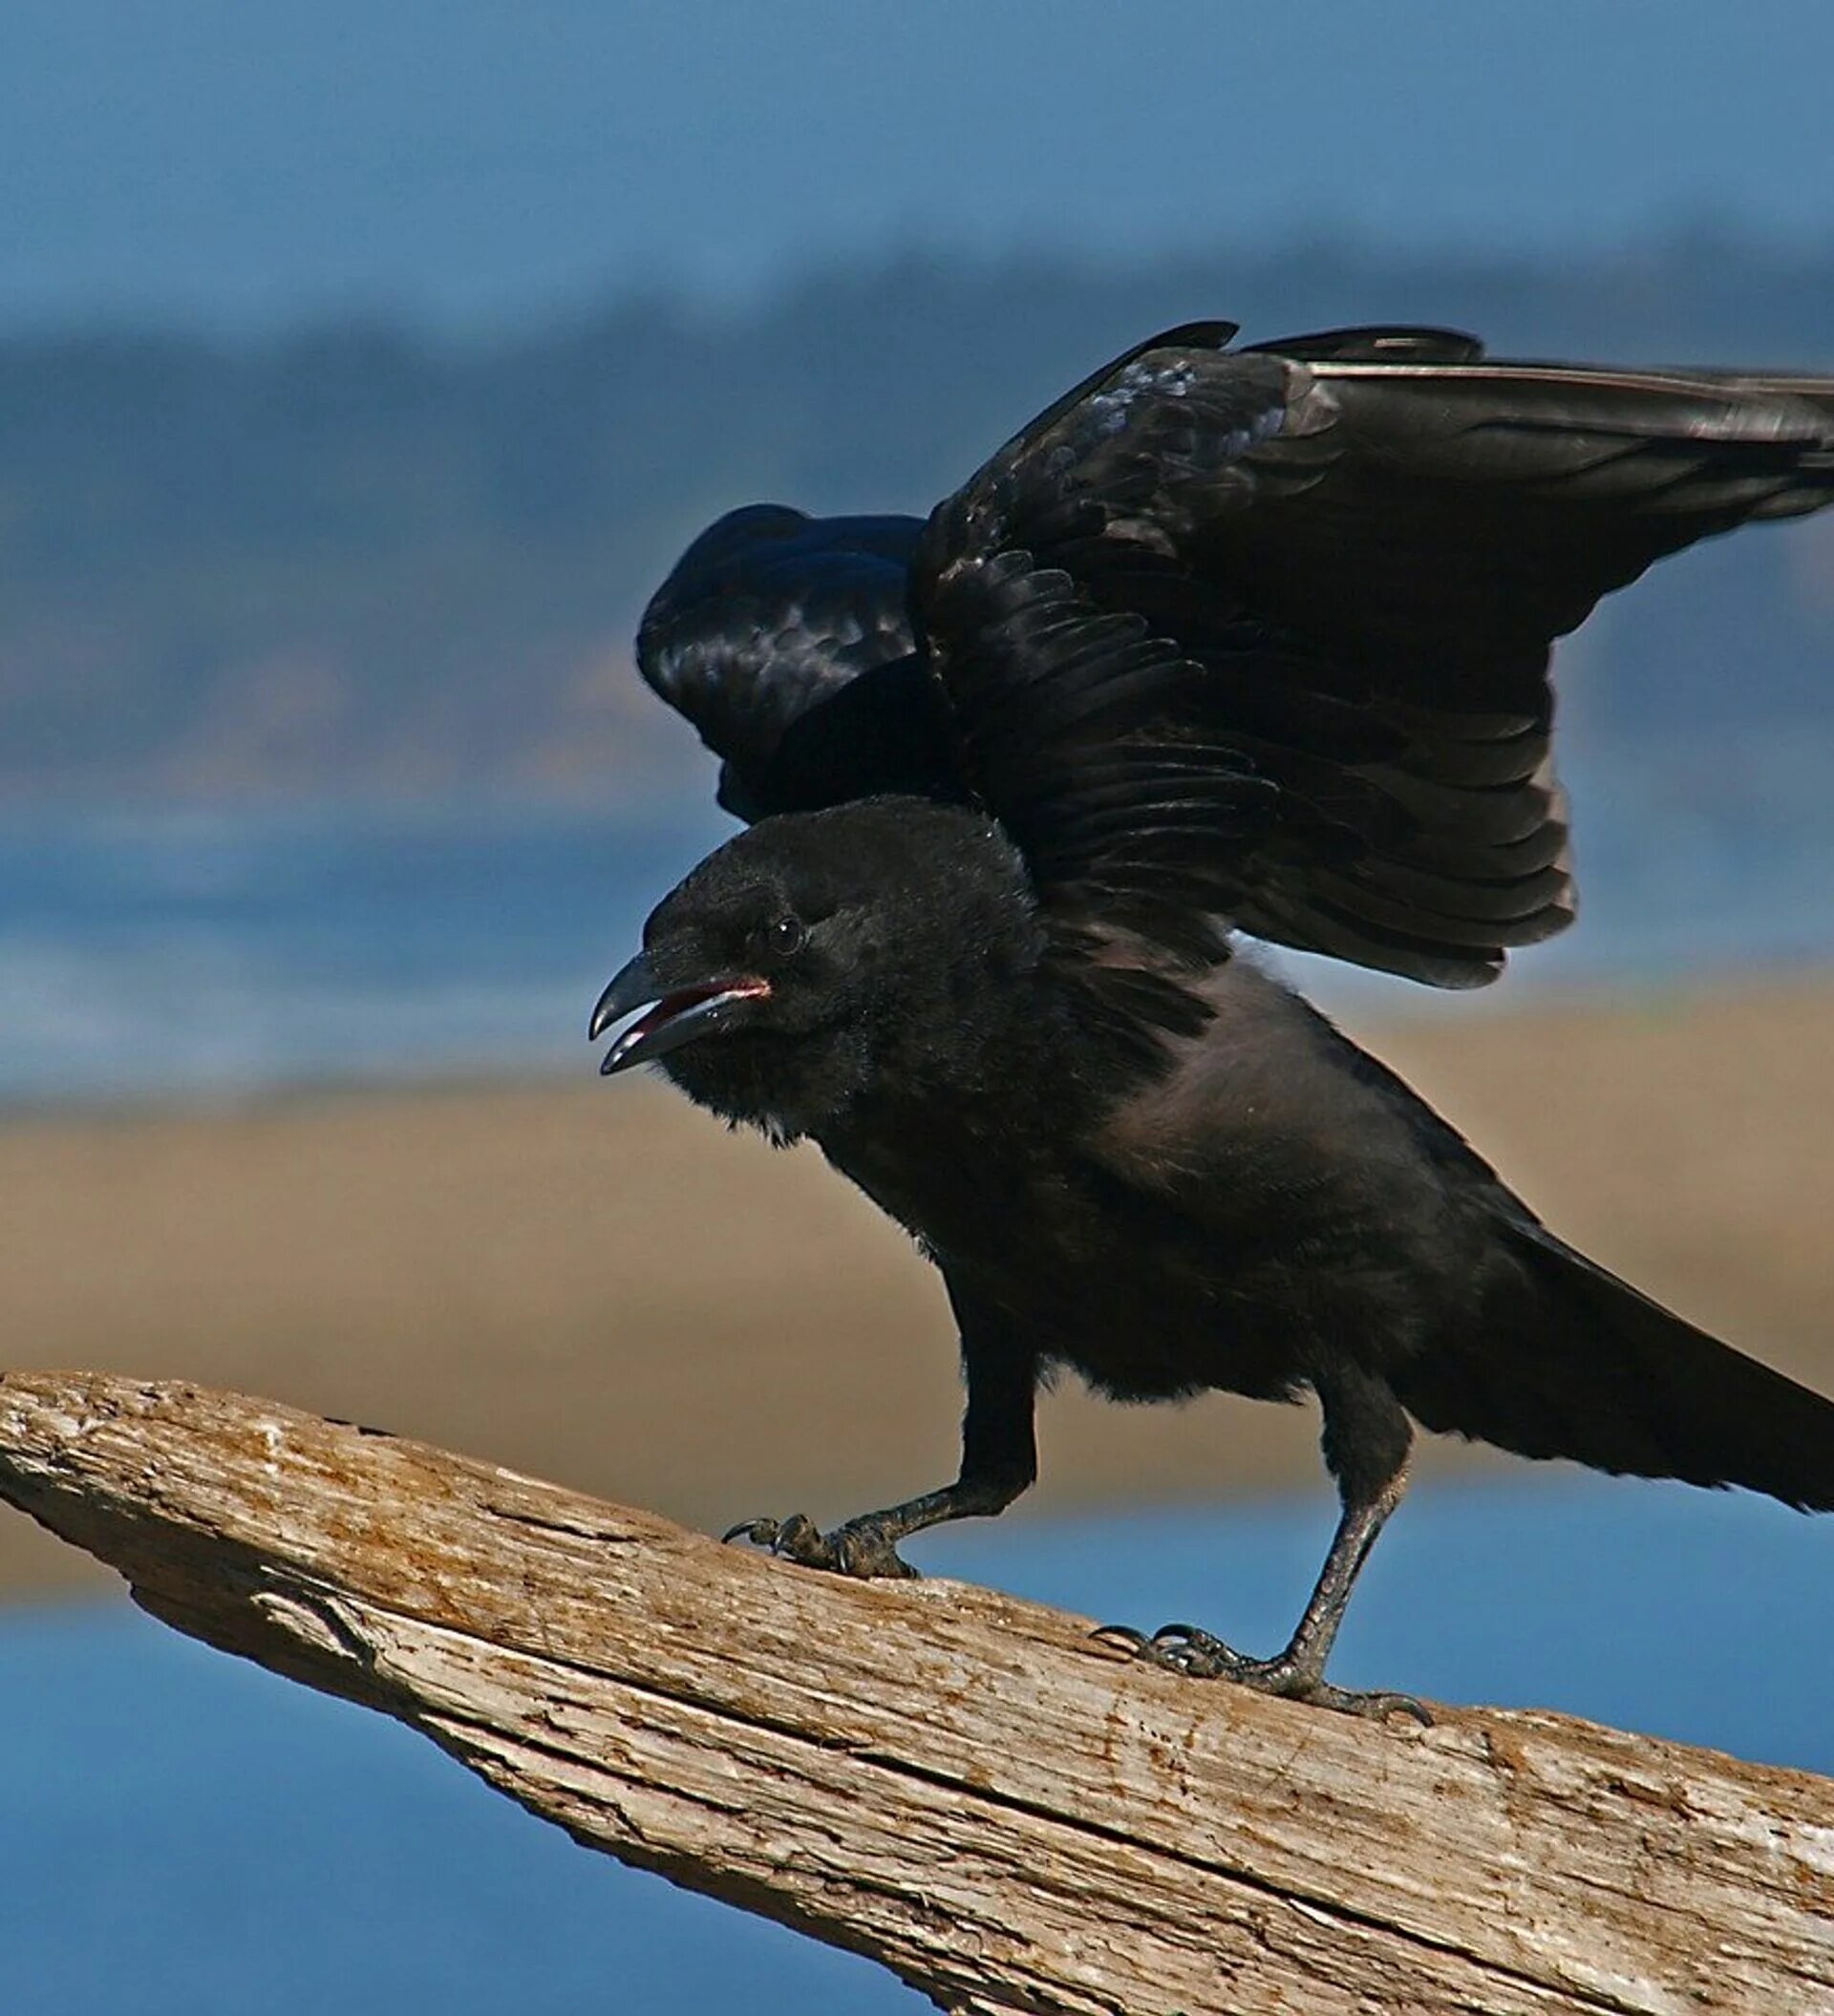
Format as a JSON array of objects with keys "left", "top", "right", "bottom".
[
  {"left": 1312, "top": 1686, "right": 1435, "bottom": 1727},
  {"left": 1098, "top": 1617, "right": 1433, "bottom": 1723},
  {"left": 1148, "top": 1624, "right": 1251, "bottom": 1677},
  {"left": 718, "top": 1510, "right": 917, "bottom": 1580},
  {"left": 1099, "top": 1620, "right": 1251, "bottom": 1679}
]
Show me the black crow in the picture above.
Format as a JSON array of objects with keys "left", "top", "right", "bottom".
[{"left": 594, "top": 321, "right": 1834, "bottom": 1717}]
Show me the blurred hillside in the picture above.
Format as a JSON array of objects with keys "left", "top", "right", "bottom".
[{"left": 3, "top": 239, "right": 1833, "bottom": 807}]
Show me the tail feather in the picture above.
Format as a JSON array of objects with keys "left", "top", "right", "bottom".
[{"left": 1399, "top": 1220, "right": 1834, "bottom": 1512}]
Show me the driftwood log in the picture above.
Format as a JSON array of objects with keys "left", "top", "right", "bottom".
[{"left": 0, "top": 1372, "right": 1828, "bottom": 2015}]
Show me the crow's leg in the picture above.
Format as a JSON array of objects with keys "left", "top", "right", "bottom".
[
  {"left": 1099, "top": 1364, "right": 1431, "bottom": 1722},
  {"left": 726, "top": 1298, "right": 1036, "bottom": 1581}
]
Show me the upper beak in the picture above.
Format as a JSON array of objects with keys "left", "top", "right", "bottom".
[{"left": 589, "top": 951, "right": 770, "bottom": 1076}]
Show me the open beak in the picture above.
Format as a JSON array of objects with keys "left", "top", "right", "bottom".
[{"left": 589, "top": 951, "right": 771, "bottom": 1076}]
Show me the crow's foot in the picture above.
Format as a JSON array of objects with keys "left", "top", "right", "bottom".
[
  {"left": 722, "top": 1512, "right": 919, "bottom": 1580},
  {"left": 1092, "top": 1623, "right": 1432, "bottom": 1724}
]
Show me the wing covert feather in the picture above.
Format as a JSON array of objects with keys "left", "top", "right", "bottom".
[{"left": 636, "top": 506, "right": 928, "bottom": 818}]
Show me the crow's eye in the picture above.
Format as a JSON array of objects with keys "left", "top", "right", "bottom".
[{"left": 764, "top": 915, "right": 806, "bottom": 959}]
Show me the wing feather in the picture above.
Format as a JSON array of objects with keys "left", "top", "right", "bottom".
[
  {"left": 912, "top": 325, "right": 1834, "bottom": 992},
  {"left": 636, "top": 505, "right": 932, "bottom": 818},
  {"left": 633, "top": 321, "right": 1834, "bottom": 997}
]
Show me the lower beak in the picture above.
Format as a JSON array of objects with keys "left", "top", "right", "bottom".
[{"left": 589, "top": 952, "right": 769, "bottom": 1076}]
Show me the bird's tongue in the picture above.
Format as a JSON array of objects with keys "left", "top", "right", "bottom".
[{"left": 629, "top": 983, "right": 740, "bottom": 1040}]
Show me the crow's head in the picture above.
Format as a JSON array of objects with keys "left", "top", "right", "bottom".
[{"left": 590, "top": 796, "right": 1043, "bottom": 1140}]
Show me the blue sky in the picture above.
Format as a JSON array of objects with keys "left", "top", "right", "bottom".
[{"left": 5, "top": 0, "right": 1833, "bottom": 328}]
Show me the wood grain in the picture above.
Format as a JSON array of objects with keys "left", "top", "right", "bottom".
[{"left": 2, "top": 1371, "right": 1828, "bottom": 2016}]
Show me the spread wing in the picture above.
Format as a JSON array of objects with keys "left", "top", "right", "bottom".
[
  {"left": 635, "top": 505, "right": 944, "bottom": 822},
  {"left": 913, "top": 323, "right": 1834, "bottom": 994}
]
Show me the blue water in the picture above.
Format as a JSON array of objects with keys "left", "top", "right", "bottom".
[
  {"left": 2, "top": 1481, "right": 1828, "bottom": 2016},
  {"left": 0, "top": 800, "right": 728, "bottom": 1107},
  {"left": 2, "top": 756, "right": 1832, "bottom": 1107}
]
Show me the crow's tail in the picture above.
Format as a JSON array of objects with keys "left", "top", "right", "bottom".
[{"left": 1398, "top": 1220, "right": 1834, "bottom": 1512}]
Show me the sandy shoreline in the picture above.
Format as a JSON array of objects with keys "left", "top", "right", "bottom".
[{"left": 4, "top": 976, "right": 1832, "bottom": 1602}]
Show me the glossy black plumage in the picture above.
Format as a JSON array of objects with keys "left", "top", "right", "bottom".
[
  {"left": 637, "top": 507, "right": 937, "bottom": 820},
  {"left": 641, "top": 321, "right": 1834, "bottom": 986},
  {"left": 607, "top": 321, "right": 1834, "bottom": 1714}
]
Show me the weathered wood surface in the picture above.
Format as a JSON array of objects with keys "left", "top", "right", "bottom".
[{"left": 1, "top": 1371, "right": 1828, "bottom": 2016}]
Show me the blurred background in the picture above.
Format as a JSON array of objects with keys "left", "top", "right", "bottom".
[{"left": 3, "top": 4, "right": 1833, "bottom": 2010}]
